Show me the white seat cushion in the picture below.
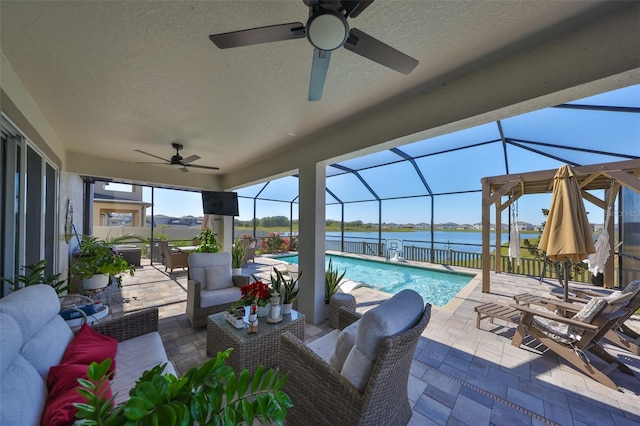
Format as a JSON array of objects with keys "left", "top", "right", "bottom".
[
  {"left": 111, "top": 332, "right": 176, "bottom": 405},
  {"left": 200, "top": 287, "right": 242, "bottom": 308}
]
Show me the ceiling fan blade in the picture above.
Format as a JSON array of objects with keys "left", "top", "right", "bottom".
[
  {"left": 309, "top": 49, "right": 331, "bottom": 101},
  {"left": 342, "top": 0, "right": 374, "bottom": 18},
  {"left": 210, "top": 23, "right": 306, "bottom": 49},
  {"left": 179, "top": 167, "right": 189, "bottom": 172},
  {"left": 134, "top": 149, "right": 170, "bottom": 162},
  {"left": 185, "top": 164, "right": 220, "bottom": 171},
  {"left": 344, "top": 28, "right": 418, "bottom": 74},
  {"left": 136, "top": 161, "right": 167, "bottom": 165},
  {"left": 181, "top": 154, "right": 200, "bottom": 165}
]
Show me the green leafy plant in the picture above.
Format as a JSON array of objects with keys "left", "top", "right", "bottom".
[
  {"left": 325, "top": 258, "right": 346, "bottom": 304},
  {"left": 231, "top": 238, "right": 246, "bottom": 269},
  {"left": 271, "top": 267, "right": 302, "bottom": 304},
  {"left": 193, "top": 229, "right": 220, "bottom": 253},
  {"left": 71, "top": 235, "right": 141, "bottom": 287},
  {"left": 74, "top": 349, "right": 292, "bottom": 425},
  {"left": 1, "top": 259, "right": 69, "bottom": 294}
]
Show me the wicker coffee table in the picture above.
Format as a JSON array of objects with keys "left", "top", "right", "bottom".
[{"left": 207, "top": 310, "right": 305, "bottom": 373}]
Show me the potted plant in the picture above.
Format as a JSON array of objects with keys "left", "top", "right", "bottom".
[
  {"left": 231, "top": 238, "right": 246, "bottom": 275},
  {"left": 193, "top": 229, "right": 220, "bottom": 253},
  {"left": 1, "top": 259, "right": 69, "bottom": 294},
  {"left": 271, "top": 267, "right": 301, "bottom": 315},
  {"left": 236, "top": 280, "right": 273, "bottom": 317},
  {"left": 325, "top": 258, "right": 346, "bottom": 304},
  {"left": 71, "top": 235, "right": 138, "bottom": 291},
  {"left": 74, "top": 349, "right": 292, "bottom": 424}
]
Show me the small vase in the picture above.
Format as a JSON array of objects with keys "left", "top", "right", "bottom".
[
  {"left": 232, "top": 267, "right": 242, "bottom": 276},
  {"left": 282, "top": 303, "right": 293, "bottom": 315},
  {"left": 257, "top": 305, "right": 270, "bottom": 318}
]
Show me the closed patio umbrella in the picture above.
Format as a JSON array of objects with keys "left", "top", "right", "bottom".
[{"left": 538, "top": 165, "right": 595, "bottom": 301}]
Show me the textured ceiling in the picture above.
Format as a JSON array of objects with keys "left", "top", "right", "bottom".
[{"left": 0, "top": 0, "right": 622, "bottom": 175}]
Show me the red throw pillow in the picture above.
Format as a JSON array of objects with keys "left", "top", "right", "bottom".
[
  {"left": 42, "top": 364, "right": 113, "bottom": 426},
  {"left": 47, "top": 363, "right": 90, "bottom": 399},
  {"left": 61, "top": 324, "right": 118, "bottom": 374}
]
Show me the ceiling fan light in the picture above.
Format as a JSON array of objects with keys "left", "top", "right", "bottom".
[{"left": 307, "top": 11, "right": 348, "bottom": 51}]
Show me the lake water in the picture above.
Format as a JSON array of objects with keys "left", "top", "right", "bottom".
[{"left": 325, "top": 230, "right": 525, "bottom": 253}]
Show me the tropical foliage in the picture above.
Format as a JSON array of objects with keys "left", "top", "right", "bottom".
[
  {"left": 74, "top": 349, "right": 292, "bottom": 425},
  {"left": 193, "top": 229, "right": 220, "bottom": 253},
  {"left": 325, "top": 258, "right": 347, "bottom": 304},
  {"left": 271, "top": 267, "right": 302, "bottom": 304},
  {"left": 70, "top": 235, "right": 140, "bottom": 287},
  {"left": 1, "top": 259, "right": 69, "bottom": 294}
]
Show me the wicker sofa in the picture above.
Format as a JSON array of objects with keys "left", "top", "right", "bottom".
[
  {"left": 0, "top": 284, "right": 174, "bottom": 425},
  {"left": 186, "top": 252, "right": 250, "bottom": 327},
  {"left": 280, "top": 289, "right": 431, "bottom": 426}
]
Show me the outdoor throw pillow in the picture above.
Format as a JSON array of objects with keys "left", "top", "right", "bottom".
[
  {"left": 42, "top": 363, "right": 113, "bottom": 426},
  {"left": 205, "top": 265, "right": 233, "bottom": 290},
  {"left": 61, "top": 324, "right": 118, "bottom": 375},
  {"left": 329, "top": 320, "right": 360, "bottom": 371}
]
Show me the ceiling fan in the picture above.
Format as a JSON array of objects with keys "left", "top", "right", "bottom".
[
  {"left": 209, "top": 0, "right": 418, "bottom": 101},
  {"left": 134, "top": 143, "right": 219, "bottom": 172}
]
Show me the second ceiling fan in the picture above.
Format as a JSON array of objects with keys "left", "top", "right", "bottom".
[{"left": 209, "top": 0, "right": 418, "bottom": 101}]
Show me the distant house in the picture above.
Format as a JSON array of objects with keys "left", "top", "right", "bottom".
[
  {"left": 93, "top": 182, "right": 151, "bottom": 227},
  {"left": 416, "top": 222, "right": 430, "bottom": 229}
]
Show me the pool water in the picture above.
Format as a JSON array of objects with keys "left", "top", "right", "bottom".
[{"left": 275, "top": 254, "right": 473, "bottom": 307}]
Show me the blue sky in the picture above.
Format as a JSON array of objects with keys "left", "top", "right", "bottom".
[{"left": 142, "top": 85, "right": 639, "bottom": 227}]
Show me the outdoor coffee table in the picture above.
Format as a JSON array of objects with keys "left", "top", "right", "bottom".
[{"left": 206, "top": 310, "right": 305, "bottom": 373}]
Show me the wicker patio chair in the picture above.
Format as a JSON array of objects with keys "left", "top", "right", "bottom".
[
  {"left": 158, "top": 241, "right": 189, "bottom": 274},
  {"left": 186, "top": 252, "right": 249, "bottom": 327},
  {"left": 280, "top": 303, "right": 431, "bottom": 426}
]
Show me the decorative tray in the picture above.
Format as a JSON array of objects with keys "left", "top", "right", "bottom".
[{"left": 224, "top": 310, "right": 245, "bottom": 329}]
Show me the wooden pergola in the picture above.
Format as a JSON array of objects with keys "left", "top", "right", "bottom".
[{"left": 481, "top": 158, "right": 640, "bottom": 292}]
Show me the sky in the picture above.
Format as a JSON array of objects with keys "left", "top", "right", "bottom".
[{"left": 140, "top": 84, "right": 639, "bottom": 227}]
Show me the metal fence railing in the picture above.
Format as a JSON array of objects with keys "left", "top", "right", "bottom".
[{"left": 325, "top": 237, "right": 594, "bottom": 284}]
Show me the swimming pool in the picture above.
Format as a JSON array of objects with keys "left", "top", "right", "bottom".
[{"left": 275, "top": 254, "right": 474, "bottom": 307}]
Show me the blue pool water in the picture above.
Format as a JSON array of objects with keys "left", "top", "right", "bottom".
[{"left": 275, "top": 254, "right": 473, "bottom": 307}]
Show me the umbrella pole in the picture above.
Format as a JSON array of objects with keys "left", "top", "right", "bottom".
[{"left": 563, "top": 261, "right": 570, "bottom": 302}]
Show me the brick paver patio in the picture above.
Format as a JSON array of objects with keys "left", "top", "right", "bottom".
[{"left": 98, "top": 254, "right": 640, "bottom": 425}]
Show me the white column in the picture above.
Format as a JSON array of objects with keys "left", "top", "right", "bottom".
[{"left": 297, "top": 162, "right": 326, "bottom": 324}]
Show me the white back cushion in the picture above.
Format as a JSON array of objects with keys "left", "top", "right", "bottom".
[
  {"left": 354, "top": 289, "right": 423, "bottom": 360},
  {"left": 21, "top": 315, "right": 74, "bottom": 380},
  {"left": 188, "top": 253, "right": 233, "bottom": 290},
  {"left": 0, "top": 313, "right": 46, "bottom": 426},
  {"left": 340, "top": 289, "right": 423, "bottom": 392},
  {"left": 0, "top": 284, "right": 61, "bottom": 340}
]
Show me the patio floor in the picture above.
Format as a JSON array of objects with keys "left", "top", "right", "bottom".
[{"left": 98, "top": 255, "right": 640, "bottom": 426}]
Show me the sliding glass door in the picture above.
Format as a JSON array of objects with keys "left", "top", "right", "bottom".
[{"left": 1, "top": 117, "right": 58, "bottom": 297}]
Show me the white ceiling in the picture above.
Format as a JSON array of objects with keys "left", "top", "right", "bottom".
[{"left": 0, "top": 0, "right": 633, "bottom": 178}]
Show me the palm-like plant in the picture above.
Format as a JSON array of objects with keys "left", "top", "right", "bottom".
[
  {"left": 325, "top": 258, "right": 346, "bottom": 304},
  {"left": 271, "top": 267, "right": 302, "bottom": 304}
]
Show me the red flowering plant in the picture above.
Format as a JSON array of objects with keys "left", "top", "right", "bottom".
[{"left": 238, "top": 280, "right": 274, "bottom": 307}]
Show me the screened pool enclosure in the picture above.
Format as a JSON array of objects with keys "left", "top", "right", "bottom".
[{"left": 235, "top": 85, "right": 640, "bottom": 286}]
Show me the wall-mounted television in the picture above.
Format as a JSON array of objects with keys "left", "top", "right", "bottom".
[{"left": 201, "top": 191, "right": 239, "bottom": 216}]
